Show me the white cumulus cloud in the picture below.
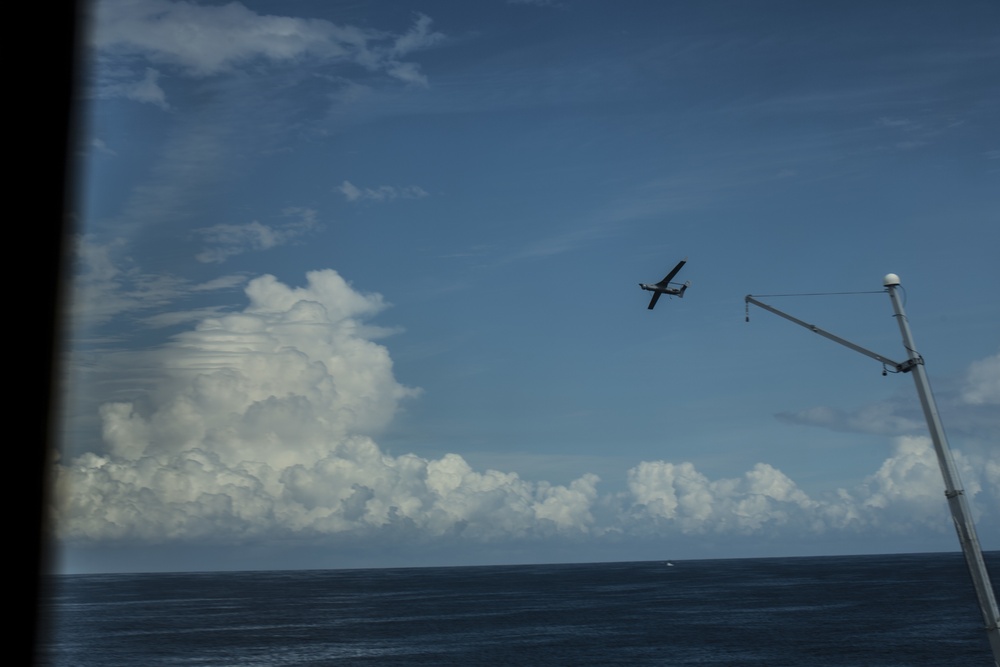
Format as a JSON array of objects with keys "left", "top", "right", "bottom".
[
  {"left": 625, "top": 460, "right": 821, "bottom": 535},
  {"left": 55, "top": 271, "right": 602, "bottom": 545}
]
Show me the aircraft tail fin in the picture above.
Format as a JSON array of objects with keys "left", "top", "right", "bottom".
[{"left": 678, "top": 281, "right": 690, "bottom": 298}]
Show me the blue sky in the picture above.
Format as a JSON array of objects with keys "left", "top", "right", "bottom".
[{"left": 56, "top": 0, "right": 999, "bottom": 573}]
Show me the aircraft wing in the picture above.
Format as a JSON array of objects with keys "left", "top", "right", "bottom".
[
  {"left": 647, "top": 291, "right": 662, "bottom": 310},
  {"left": 656, "top": 258, "right": 687, "bottom": 287}
]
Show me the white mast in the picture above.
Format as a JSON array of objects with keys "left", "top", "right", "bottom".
[
  {"left": 744, "top": 275, "right": 1000, "bottom": 666},
  {"left": 882, "top": 274, "right": 999, "bottom": 666}
]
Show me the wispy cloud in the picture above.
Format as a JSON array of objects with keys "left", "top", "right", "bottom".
[
  {"left": 91, "top": 138, "right": 117, "bottom": 156},
  {"left": 507, "top": 0, "right": 564, "bottom": 7},
  {"left": 876, "top": 116, "right": 920, "bottom": 130},
  {"left": 91, "top": 0, "right": 444, "bottom": 103},
  {"left": 195, "top": 208, "right": 321, "bottom": 263},
  {"left": 777, "top": 352, "right": 1000, "bottom": 441},
  {"left": 90, "top": 112, "right": 234, "bottom": 241},
  {"left": 96, "top": 66, "right": 169, "bottom": 108},
  {"left": 776, "top": 402, "right": 925, "bottom": 436},
  {"left": 191, "top": 274, "right": 249, "bottom": 292},
  {"left": 392, "top": 13, "right": 446, "bottom": 58},
  {"left": 71, "top": 237, "right": 191, "bottom": 329},
  {"left": 338, "top": 180, "right": 429, "bottom": 202},
  {"left": 69, "top": 237, "right": 246, "bottom": 331}
]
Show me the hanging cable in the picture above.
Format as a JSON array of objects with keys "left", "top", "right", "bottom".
[
  {"left": 746, "top": 290, "right": 885, "bottom": 297},
  {"left": 745, "top": 290, "right": 884, "bottom": 322}
]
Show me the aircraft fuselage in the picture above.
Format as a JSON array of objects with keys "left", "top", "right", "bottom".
[{"left": 639, "top": 283, "right": 684, "bottom": 295}]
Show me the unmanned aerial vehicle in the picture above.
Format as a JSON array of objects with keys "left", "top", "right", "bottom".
[{"left": 639, "top": 258, "right": 690, "bottom": 310}]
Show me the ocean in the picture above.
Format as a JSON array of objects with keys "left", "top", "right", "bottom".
[{"left": 37, "top": 551, "right": 999, "bottom": 666}]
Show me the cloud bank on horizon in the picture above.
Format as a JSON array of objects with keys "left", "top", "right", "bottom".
[{"left": 54, "top": 269, "right": 1000, "bottom": 549}]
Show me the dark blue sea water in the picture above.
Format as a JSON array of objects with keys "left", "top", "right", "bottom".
[{"left": 37, "top": 552, "right": 999, "bottom": 666}]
